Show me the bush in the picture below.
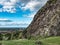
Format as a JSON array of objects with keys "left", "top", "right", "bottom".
[{"left": 35, "top": 40, "right": 42, "bottom": 45}]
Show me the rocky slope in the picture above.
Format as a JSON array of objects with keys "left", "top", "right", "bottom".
[{"left": 26, "top": 0, "right": 60, "bottom": 37}]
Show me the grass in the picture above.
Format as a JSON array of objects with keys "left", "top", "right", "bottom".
[
  {"left": 41, "top": 36, "right": 60, "bottom": 45},
  {"left": 0, "top": 39, "right": 36, "bottom": 45},
  {"left": 0, "top": 36, "right": 60, "bottom": 45}
]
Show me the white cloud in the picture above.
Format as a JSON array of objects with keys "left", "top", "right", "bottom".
[
  {"left": 0, "top": 0, "right": 48, "bottom": 13},
  {"left": 21, "top": 0, "right": 40, "bottom": 11},
  {"left": 0, "top": 21, "right": 29, "bottom": 26},
  {"left": 0, "top": 18, "right": 12, "bottom": 22},
  {"left": 3, "top": 6, "right": 16, "bottom": 13},
  {"left": 21, "top": 0, "right": 48, "bottom": 11},
  {"left": 0, "top": 18, "right": 9, "bottom": 20},
  {"left": 0, "top": 18, "right": 30, "bottom": 27},
  {"left": 24, "top": 13, "right": 36, "bottom": 18},
  {"left": 0, "top": 0, "right": 17, "bottom": 13}
]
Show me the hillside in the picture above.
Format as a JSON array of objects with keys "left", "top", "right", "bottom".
[
  {"left": 0, "top": 36, "right": 60, "bottom": 45},
  {"left": 26, "top": 0, "right": 60, "bottom": 38}
]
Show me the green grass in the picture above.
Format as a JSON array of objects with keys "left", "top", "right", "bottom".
[
  {"left": 0, "top": 39, "right": 36, "bottom": 45},
  {"left": 41, "top": 36, "right": 60, "bottom": 45},
  {"left": 0, "top": 36, "right": 60, "bottom": 45}
]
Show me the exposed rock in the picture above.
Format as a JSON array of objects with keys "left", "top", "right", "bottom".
[{"left": 26, "top": 0, "right": 60, "bottom": 37}]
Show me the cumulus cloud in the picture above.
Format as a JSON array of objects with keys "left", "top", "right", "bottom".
[
  {"left": 21, "top": 0, "right": 48, "bottom": 11},
  {"left": 0, "top": 0, "right": 17, "bottom": 13},
  {"left": 21, "top": 0, "right": 40, "bottom": 11},
  {"left": 0, "top": 0, "right": 48, "bottom": 13}
]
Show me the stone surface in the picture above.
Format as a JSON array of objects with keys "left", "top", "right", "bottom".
[{"left": 26, "top": 0, "right": 60, "bottom": 37}]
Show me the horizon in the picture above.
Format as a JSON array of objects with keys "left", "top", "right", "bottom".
[{"left": 0, "top": 0, "right": 47, "bottom": 28}]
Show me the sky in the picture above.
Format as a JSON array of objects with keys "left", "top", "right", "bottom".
[{"left": 0, "top": 0, "right": 48, "bottom": 28}]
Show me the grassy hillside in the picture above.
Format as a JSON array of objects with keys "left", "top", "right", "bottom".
[
  {"left": 0, "top": 36, "right": 60, "bottom": 45},
  {"left": 0, "top": 39, "right": 36, "bottom": 45},
  {"left": 41, "top": 36, "right": 60, "bottom": 45}
]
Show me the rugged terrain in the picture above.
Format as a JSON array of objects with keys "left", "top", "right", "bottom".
[{"left": 26, "top": 0, "right": 60, "bottom": 37}]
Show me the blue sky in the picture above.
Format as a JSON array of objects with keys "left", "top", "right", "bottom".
[{"left": 0, "top": 0, "right": 47, "bottom": 28}]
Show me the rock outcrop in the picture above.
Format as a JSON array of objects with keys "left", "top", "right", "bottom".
[{"left": 26, "top": 0, "right": 60, "bottom": 37}]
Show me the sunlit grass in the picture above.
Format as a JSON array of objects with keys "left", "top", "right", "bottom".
[{"left": 0, "top": 36, "right": 60, "bottom": 45}]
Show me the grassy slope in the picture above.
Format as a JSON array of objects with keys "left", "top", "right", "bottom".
[
  {"left": 41, "top": 36, "right": 60, "bottom": 45},
  {"left": 0, "top": 36, "right": 60, "bottom": 45},
  {"left": 1, "top": 39, "right": 36, "bottom": 45}
]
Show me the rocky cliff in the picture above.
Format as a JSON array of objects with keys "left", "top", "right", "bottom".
[{"left": 26, "top": 0, "right": 60, "bottom": 37}]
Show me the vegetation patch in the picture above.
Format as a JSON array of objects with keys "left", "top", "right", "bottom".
[{"left": 0, "top": 36, "right": 60, "bottom": 45}]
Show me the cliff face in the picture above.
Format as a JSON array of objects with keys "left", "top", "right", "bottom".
[{"left": 26, "top": 0, "right": 60, "bottom": 37}]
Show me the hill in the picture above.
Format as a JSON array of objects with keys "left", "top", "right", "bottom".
[{"left": 26, "top": 0, "right": 60, "bottom": 38}]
